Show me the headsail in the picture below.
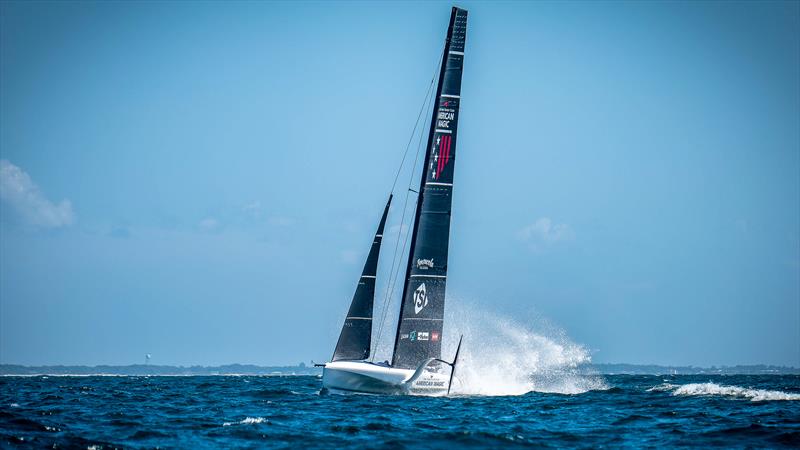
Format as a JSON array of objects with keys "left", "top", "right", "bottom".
[
  {"left": 392, "top": 7, "right": 467, "bottom": 369},
  {"left": 332, "top": 195, "right": 392, "bottom": 361}
]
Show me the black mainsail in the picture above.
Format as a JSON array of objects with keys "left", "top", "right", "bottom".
[
  {"left": 331, "top": 196, "right": 392, "bottom": 361},
  {"left": 392, "top": 7, "right": 468, "bottom": 369}
]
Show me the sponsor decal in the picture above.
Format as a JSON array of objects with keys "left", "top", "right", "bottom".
[
  {"left": 415, "top": 380, "right": 446, "bottom": 387},
  {"left": 417, "top": 331, "right": 430, "bottom": 341},
  {"left": 400, "top": 333, "right": 409, "bottom": 340},
  {"left": 430, "top": 135, "right": 453, "bottom": 180},
  {"left": 416, "top": 258, "right": 434, "bottom": 270},
  {"left": 413, "top": 283, "right": 428, "bottom": 314},
  {"left": 437, "top": 110, "right": 455, "bottom": 129},
  {"left": 431, "top": 331, "right": 440, "bottom": 342},
  {"left": 410, "top": 331, "right": 417, "bottom": 342}
]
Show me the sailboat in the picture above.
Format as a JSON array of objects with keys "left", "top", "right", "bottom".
[{"left": 321, "top": 7, "right": 468, "bottom": 395}]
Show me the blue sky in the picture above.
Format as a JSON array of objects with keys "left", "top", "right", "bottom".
[{"left": 1, "top": 1, "right": 798, "bottom": 367}]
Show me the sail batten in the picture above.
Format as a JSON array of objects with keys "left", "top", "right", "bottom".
[
  {"left": 331, "top": 195, "right": 392, "bottom": 362},
  {"left": 391, "top": 7, "right": 468, "bottom": 369}
]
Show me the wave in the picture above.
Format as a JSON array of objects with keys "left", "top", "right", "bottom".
[
  {"left": 223, "top": 417, "right": 269, "bottom": 426},
  {"left": 646, "top": 383, "right": 677, "bottom": 392},
  {"left": 649, "top": 382, "right": 800, "bottom": 401}
]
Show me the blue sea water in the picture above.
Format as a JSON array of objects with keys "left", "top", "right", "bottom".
[{"left": 1, "top": 374, "right": 798, "bottom": 448}]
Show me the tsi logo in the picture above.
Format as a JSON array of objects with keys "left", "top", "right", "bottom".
[
  {"left": 413, "top": 283, "right": 428, "bottom": 314},
  {"left": 416, "top": 258, "right": 434, "bottom": 270}
]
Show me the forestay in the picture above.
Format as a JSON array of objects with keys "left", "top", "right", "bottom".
[{"left": 332, "top": 195, "right": 392, "bottom": 361}]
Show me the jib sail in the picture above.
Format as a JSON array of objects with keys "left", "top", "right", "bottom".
[
  {"left": 332, "top": 195, "right": 392, "bottom": 361},
  {"left": 392, "top": 7, "right": 468, "bottom": 369}
]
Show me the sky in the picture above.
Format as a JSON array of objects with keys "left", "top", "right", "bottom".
[{"left": 0, "top": 1, "right": 798, "bottom": 367}]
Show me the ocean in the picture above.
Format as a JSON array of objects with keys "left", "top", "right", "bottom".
[{"left": 1, "top": 374, "right": 798, "bottom": 448}]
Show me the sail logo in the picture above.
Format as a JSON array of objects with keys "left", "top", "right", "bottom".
[
  {"left": 430, "top": 135, "right": 452, "bottom": 180},
  {"left": 409, "top": 331, "right": 430, "bottom": 341},
  {"left": 437, "top": 110, "right": 455, "bottom": 129},
  {"left": 431, "top": 331, "right": 440, "bottom": 342},
  {"left": 413, "top": 283, "right": 428, "bottom": 314},
  {"left": 416, "top": 258, "right": 434, "bottom": 270}
]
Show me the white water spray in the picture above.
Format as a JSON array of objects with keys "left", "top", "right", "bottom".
[
  {"left": 441, "top": 302, "right": 608, "bottom": 396},
  {"left": 371, "top": 297, "right": 608, "bottom": 396}
]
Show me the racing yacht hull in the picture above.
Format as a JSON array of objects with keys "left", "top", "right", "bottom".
[{"left": 322, "top": 361, "right": 450, "bottom": 396}]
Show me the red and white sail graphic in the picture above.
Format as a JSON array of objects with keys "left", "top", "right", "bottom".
[{"left": 433, "top": 134, "right": 452, "bottom": 180}]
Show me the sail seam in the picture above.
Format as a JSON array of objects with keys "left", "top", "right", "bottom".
[
  {"left": 426, "top": 182, "right": 453, "bottom": 186},
  {"left": 410, "top": 274, "right": 446, "bottom": 278},
  {"left": 435, "top": 129, "right": 452, "bottom": 134}
]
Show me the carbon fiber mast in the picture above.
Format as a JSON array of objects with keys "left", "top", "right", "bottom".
[
  {"left": 331, "top": 195, "right": 392, "bottom": 361},
  {"left": 391, "top": 7, "right": 468, "bottom": 369}
]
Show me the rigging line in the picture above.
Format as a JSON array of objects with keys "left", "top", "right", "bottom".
[
  {"left": 371, "top": 46, "right": 444, "bottom": 361},
  {"left": 372, "top": 197, "right": 417, "bottom": 360},
  {"left": 372, "top": 79, "right": 436, "bottom": 360},
  {"left": 371, "top": 55, "right": 441, "bottom": 362},
  {"left": 388, "top": 47, "right": 444, "bottom": 195}
]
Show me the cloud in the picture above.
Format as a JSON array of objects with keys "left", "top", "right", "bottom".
[
  {"left": 243, "top": 201, "right": 261, "bottom": 212},
  {"left": 0, "top": 160, "right": 75, "bottom": 228},
  {"left": 198, "top": 217, "right": 220, "bottom": 231},
  {"left": 109, "top": 226, "right": 132, "bottom": 239},
  {"left": 242, "top": 201, "right": 262, "bottom": 217},
  {"left": 517, "top": 217, "right": 574, "bottom": 247}
]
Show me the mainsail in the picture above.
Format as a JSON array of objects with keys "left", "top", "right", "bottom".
[
  {"left": 331, "top": 195, "right": 392, "bottom": 361},
  {"left": 392, "top": 7, "right": 468, "bottom": 369}
]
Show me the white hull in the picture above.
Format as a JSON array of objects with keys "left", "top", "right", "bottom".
[{"left": 322, "top": 361, "right": 450, "bottom": 395}]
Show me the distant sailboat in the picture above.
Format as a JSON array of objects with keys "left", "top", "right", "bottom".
[{"left": 321, "top": 7, "right": 468, "bottom": 395}]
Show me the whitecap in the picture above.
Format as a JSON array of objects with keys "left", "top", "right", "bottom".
[
  {"left": 223, "top": 417, "right": 268, "bottom": 426},
  {"left": 672, "top": 383, "right": 800, "bottom": 401},
  {"left": 650, "top": 382, "right": 800, "bottom": 401},
  {"left": 647, "top": 383, "right": 676, "bottom": 392}
]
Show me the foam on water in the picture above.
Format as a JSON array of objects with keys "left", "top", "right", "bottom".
[
  {"left": 649, "top": 382, "right": 800, "bottom": 401},
  {"left": 646, "top": 383, "right": 677, "bottom": 392},
  {"left": 442, "top": 303, "right": 608, "bottom": 396},
  {"left": 223, "top": 417, "right": 268, "bottom": 426},
  {"left": 673, "top": 383, "right": 800, "bottom": 401}
]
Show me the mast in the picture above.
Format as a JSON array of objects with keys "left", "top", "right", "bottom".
[
  {"left": 332, "top": 195, "right": 392, "bottom": 361},
  {"left": 392, "top": 7, "right": 468, "bottom": 369}
]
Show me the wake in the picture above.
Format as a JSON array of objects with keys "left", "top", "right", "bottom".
[{"left": 649, "top": 382, "right": 800, "bottom": 401}]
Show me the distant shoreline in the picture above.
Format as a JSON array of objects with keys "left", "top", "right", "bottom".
[{"left": 1, "top": 363, "right": 797, "bottom": 376}]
